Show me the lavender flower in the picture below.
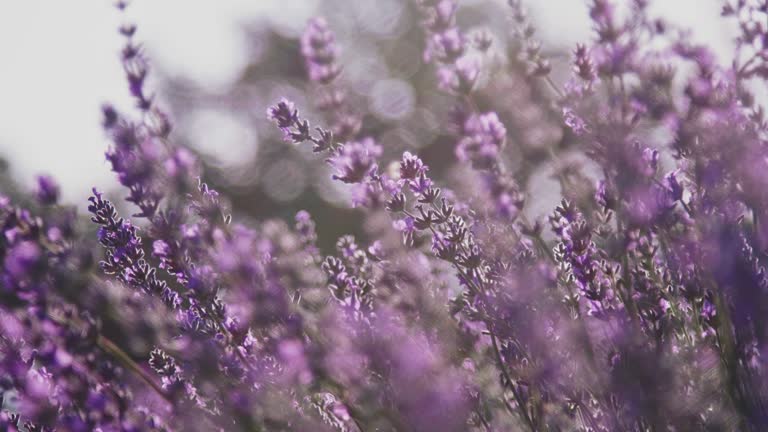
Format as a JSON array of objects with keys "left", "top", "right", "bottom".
[
  {"left": 5, "top": 1, "right": 768, "bottom": 430},
  {"left": 301, "top": 17, "right": 341, "bottom": 84},
  {"left": 329, "top": 138, "right": 382, "bottom": 184},
  {"left": 34, "top": 175, "right": 59, "bottom": 206},
  {"left": 299, "top": 17, "right": 361, "bottom": 142},
  {"left": 88, "top": 189, "right": 180, "bottom": 309}
]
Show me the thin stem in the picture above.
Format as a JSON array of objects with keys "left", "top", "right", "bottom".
[
  {"left": 490, "top": 332, "right": 537, "bottom": 431},
  {"left": 47, "top": 312, "right": 171, "bottom": 402},
  {"left": 476, "top": 406, "right": 493, "bottom": 432},
  {"left": 544, "top": 75, "right": 564, "bottom": 99},
  {"left": 520, "top": 214, "right": 556, "bottom": 264},
  {"left": 317, "top": 372, "right": 368, "bottom": 432},
  {"left": 401, "top": 208, "right": 537, "bottom": 431},
  {"left": 737, "top": 51, "right": 760, "bottom": 77},
  {"left": 96, "top": 335, "right": 172, "bottom": 402},
  {"left": 711, "top": 282, "right": 752, "bottom": 430}
]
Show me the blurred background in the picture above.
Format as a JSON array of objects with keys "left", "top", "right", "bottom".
[{"left": 0, "top": 0, "right": 733, "bottom": 243}]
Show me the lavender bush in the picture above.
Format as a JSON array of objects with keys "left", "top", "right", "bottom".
[{"left": 2, "top": 0, "right": 768, "bottom": 430}]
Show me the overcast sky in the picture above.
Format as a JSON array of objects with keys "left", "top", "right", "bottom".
[{"left": 0, "top": 0, "right": 729, "bottom": 205}]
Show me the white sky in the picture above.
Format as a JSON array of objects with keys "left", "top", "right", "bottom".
[{"left": 0, "top": 0, "right": 729, "bottom": 205}]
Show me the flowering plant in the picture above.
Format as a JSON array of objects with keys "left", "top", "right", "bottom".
[{"left": 2, "top": 0, "right": 768, "bottom": 430}]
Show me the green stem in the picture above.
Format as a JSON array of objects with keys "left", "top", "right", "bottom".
[
  {"left": 96, "top": 335, "right": 171, "bottom": 402},
  {"left": 490, "top": 332, "right": 538, "bottom": 431}
]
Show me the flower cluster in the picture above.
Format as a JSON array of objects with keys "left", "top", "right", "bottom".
[
  {"left": 299, "top": 17, "right": 361, "bottom": 143},
  {"left": 301, "top": 17, "right": 341, "bottom": 84},
  {"left": 3, "top": 0, "right": 768, "bottom": 431}
]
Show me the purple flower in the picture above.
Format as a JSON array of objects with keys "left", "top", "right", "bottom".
[
  {"left": 563, "top": 107, "right": 589, "bottom": 135},
  {"left": 4, "top": 241, "right": 42, "bottom": 282},
  {"left": 432, "top": 28, "right": 466, "bottom": 63},
  {"left": 438, "top": 57, "right": 479, "bottom": 94},
  {"left": 456, "top": 112, "right": 507, "bottom": 169},
  {"left": 394, "top": 216, "right": 417, "bottom": 246},
  {"left": 267, "top": 98, "right": 300, "bottom": 135},
  {"left": 301, "top": 17, "right": 341, "bottom": 84},
  {"left": 34, "top": 175, "right": 60, "bottom": 206},
  {"left": 88, "top": 189, "right": 180, "bottom": 309},
  {"left": 408, "top": 174, "right": 434, "bottom": 196},
  {"left": 7, "top": 2, "right": 768, "bottom": 430},
  {"left": 662, "top": 170, "right": 684, "bottom": 202},
  {"left": 399, "top": 152, "right": 428, "bottom": 181},
  {"left": 573, "top": 43, "right": 596, "bottom": 81},
  {"left": 329, "top": 138, "right": 382, "bottom": 184}
]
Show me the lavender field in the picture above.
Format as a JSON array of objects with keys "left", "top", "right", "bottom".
[{"left": 0, "top": 0, "right": 767, "bottom": 430}]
